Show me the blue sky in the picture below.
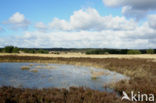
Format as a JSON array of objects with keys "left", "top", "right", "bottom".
[
  {"left": 0, "top": 0, "right": 121, "bottom": 36},
  {"left": 0, "top": 0, "right": 156, "bottom": 48},
  {"left": 0, "top": 0, "right": 121, "bottom": 20}
]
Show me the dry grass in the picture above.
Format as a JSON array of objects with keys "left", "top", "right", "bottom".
[
  {"left": 35, "top": 66, "right": 42, "bottom": 69},
  {"left": 29, "top": 64, "right": 34, "bottom": 66},
  {"left": 0, "top": 53, "right": 156, "bottom": 60},
  {"left": 0, "top": 54, "right": 155, "bottom": 103},
  {"left": 35, "top": 65, "right": 56, "bottom": 69},
  {"left": 45, "top": 66, "right": 56, "bottom": 69},
  {"left": 91, "top": 71, "right": 105, "bottom": 79},
  {"left": 30, "top": 69, "right": 38, "bottom": 73},
  {"left": 21, "top": 66, "right": 30, "bottom": 70},
  {"left": 0, "top": 86, "right": 124, "bottom": 103}
]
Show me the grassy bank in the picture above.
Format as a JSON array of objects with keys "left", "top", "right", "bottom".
[{"left": 0, "top": 55, "right": 156, "bottom": 103}]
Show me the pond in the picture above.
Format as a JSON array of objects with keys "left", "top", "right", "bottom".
[{"left": 0, "top": 62, "right": 128, "bottom": 93}]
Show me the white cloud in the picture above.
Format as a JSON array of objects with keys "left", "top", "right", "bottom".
[
  {"left": 148, "top": 14, "right": 156, "bottom": 29},
  {"left": 1, "top": 23, "right": 156, "bottom": 49},
  {"left": 1, "top": 8, "right": 156, "bottom": 49},
  {"left": 9, "top": 12, "right": 25, "bottom": 23},
  {"left": 103, "top": 0, "right": 156, "bottom": 8},
  {"left": 102, "top": 0, "right": 123, "bottom": 7},
  {"left": 49, "top": 8, "right": 137, "bottom": 31},
  {"left": 5, "top": 12, "right": 30, "bottom": 30},
  {"left": 122, "top": 6, "right": 147, "bottom": 20},
  {"left": 103, "top": 0, "right": 156, "bottom": 19},
  {"left": 35, "top": 22, "right": 47, "bottom": 31},
  {"left": 49, "top": 18, "right": 71, "bottom": 31}
]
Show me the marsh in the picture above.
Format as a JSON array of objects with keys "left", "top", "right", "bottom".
[{"left": 0, "top": 62, "right": 128, "bottom": 92}]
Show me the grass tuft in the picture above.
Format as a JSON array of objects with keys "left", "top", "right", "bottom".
[
  {"left": 30, "top": 69, "right": 38, "bottom": 73},
  {"left": 21, "top": 66, "right": 30, "bottom": 70}
]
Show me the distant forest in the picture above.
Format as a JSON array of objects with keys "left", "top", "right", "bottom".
[{"left": 0, "top": 46, "right": 155, "bottom": 54}]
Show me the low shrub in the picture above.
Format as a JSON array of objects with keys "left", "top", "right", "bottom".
[{"left": 127, "top": 50, "right": 141, "bottom": 54}]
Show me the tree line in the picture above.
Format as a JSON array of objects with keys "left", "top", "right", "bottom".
[
  {"left": 0, "top": 46, "right": 49, "bottom": 54},
  {"left": 85, "top": 49, "right": 155, "bottom": 54},
  {"left": 0, "top": 46, "right": 155, "bottom": 54}
]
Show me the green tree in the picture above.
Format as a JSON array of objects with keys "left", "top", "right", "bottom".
[
  {"left": 3, "top": 46, "right": 14, "bottom": 53},
  {"left": 127, "top": 50, "right": 141, "bottom": 54},
  {"left": 22, "top": 48, "right": 35, "bottom": 53},
  {"left": 12, "top": 47, "right": 20, "bottom": 53},
  {"left": 146, "top": 49, "right": 154, "bottom": 54},
  {"left": 0, "top": 48, "right": 2, "bottom": 53},
  {"left": 36, "top": 49, "right": 49, "bottom": 54}
]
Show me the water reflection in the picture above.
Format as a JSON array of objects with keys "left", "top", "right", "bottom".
[{"left": 0, "top": 62, "right": 128, "bottom": 92}]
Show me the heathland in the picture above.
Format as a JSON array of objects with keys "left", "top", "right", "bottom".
[{"left": 0, "top": 53, "right": 155, "bottom": 103}]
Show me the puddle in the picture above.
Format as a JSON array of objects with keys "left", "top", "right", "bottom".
[{"left": 0, "top": 62, "right": 128, "bottom": 93}]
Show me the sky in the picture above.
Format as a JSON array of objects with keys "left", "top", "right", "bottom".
[{"left": 0, "top": 0, "right": 156, "bottom": 49}]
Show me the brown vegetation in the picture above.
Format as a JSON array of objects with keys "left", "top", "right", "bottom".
[
  {"left": 0, "top": 53, "right": 156, "bottom": 60},
  {"left": 30, "top": 69, "right": 38, "bottom": 73},
  {"left": 29, "top": 64, "right": 34, "bottom": 66},
  {"left": 21, "top": 66, "right": 30, "bottom": 70},
  {"left": 91, "top": 71, "right": 105, "bottom": 80},
  {"left": 0, "top": 86, "right": 123, "bottom": 103},
  {"left": 0, "top": 55, "right": 156, "bottom": 103}
]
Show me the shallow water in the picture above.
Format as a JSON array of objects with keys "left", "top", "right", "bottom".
[{"left": 0, "top": 62, "right": 128, "bottom": 92}]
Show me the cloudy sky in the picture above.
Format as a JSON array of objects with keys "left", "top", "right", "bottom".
[{"left": 0, "top": 0, "right": 156, "bottom": 49}]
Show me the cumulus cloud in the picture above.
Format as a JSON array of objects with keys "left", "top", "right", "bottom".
[
  {"left": 1, "top": 21, "right": 156, "bottom": 49},
  {"left": 5, "top": 12, "right": 30, "bottom": 30},
  {"left": 103, "top": 0, "right": 156, "bottom": 19},
  {"left": 35, "top": 22, "right": 47, "bottom": 32},
  {"left": 49, "top": 8, "right": 137, "bottom": 31},
  {"left": 49, "top": 18, "right": 71, "bottom": 31},
  {"left": 122, "top": 6, "right": 147, "bottom": 20},
  {"left": 148, "top": 14, "right": 156, "bottom": 29},
  {"left": 1, "top": 8, "right": 156, "bottom": 49},
  {"left": 103, "top": 0, "right": 156, "bottom": 9}
]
